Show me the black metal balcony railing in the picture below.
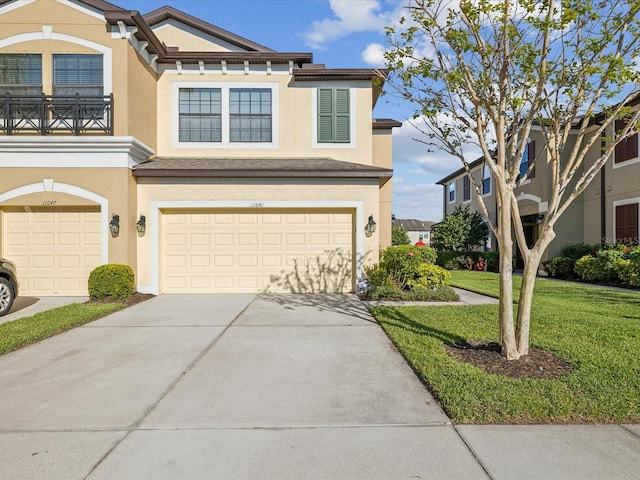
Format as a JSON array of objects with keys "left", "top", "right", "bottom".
[{"left": 0, "top": 93, "right": 113, "bottom": 135}]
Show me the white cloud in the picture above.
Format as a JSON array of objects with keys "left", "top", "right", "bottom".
[
  {"left": 304, "top": 0, "right": 406, "bottom": 49},
  {"left": 392, "top": 180, "right": 443, "bottom": 222},
  {"left": 361, "top": 42, "right": 386, "bottom": 67}
]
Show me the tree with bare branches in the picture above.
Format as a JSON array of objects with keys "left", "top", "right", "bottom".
[{"left": 381, "top": 0, "right": 640, "bottom": 359}]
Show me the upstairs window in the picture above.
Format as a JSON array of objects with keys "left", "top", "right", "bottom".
[
  {"left": 0, "top": 53, "right": 42, "bottom": 96},
  {"left": 482, "top": 165, "right": 491, "bottom": 195},
  {"left": 179, "top": 88, "right": 222, "bottom": 142},
  {"left": 449, "top": 181, "right": 455, "bottom": 202},
  {"left": 463, "top": 175, "right": 471, "bottom": 201},
  {"left": 520, "top": 140, "right": 536, "bottom": 180},
  {"left": 230, "top": 88, "right": 272, "bottom": 142},
  {"left": 53, "top": 54, "right": 103, "bottom": 97},
  {"left": 317, "top": 88, "right": 350, "bottom": 143},
  {"left": 614, "top": 119, "right": 639, "bottom": 164}
]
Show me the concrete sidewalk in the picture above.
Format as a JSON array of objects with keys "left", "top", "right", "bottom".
[{"left": 0, "top": 294, "right": 638, "bottom": 479}]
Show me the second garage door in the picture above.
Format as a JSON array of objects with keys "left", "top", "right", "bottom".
[
  {"left": 160, "top": 209, "right": 354, "bottom": 293},
  {"left": 2, "top": 207, "right": 102, "bottom": 296}
]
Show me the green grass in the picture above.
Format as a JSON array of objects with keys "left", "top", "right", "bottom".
[
  {"left": 370, "top": 271, "right": 640, "bottom": 424},
  {"left": 0, "top": 302, "right": 125, "bottom": 355}
]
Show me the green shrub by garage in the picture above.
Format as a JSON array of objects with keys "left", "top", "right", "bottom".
[{"left": 88, "top": 264, "right": 135, "bottom": 299}]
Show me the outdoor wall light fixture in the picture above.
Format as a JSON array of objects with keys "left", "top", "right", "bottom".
[
  {"left": 536, "top": 213, "right": 545, "bottom": 224},
  {"left": 109, "top": 214, "right": 120, "bottom": 238},
  {"left": 136, "top": 215, "right": 146, "bottom": 237},
  {"left": 365, "top": 214, "right": 377, "bottom": 237}
]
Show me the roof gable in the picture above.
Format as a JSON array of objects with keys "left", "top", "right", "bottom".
[{"left": 144, "top": 6, "right": 273, "bottom": 53}]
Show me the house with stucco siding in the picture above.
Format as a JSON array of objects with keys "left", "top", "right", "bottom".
[{"left": 0, "top": 0, "right": 399, "bottom": 295}]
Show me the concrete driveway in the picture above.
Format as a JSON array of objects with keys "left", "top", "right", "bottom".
[{"left": 0, "top": 294, "right": 638, "bottom": 479}]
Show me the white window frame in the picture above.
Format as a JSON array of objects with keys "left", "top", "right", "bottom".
[
  {"left": 311, "top": 82, "right": 358, "bottom": 149},
  {"left": 462, "top": 175, "right": 471, "bottom": 204},
  {"left": 613, "top": 121, "right": 640, "bottom": 169},
  {"left": 448, "top": 181, "right": 456, "bottom": 203},
  {"left": 482, "top": 165, "right": 492, "bottom": 197},
  {"left": 172, "top": 81, "right": 279, "bottom": 149}
]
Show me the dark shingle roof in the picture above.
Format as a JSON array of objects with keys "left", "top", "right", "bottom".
[
  {"left": 392, "top": 219, "right": 435, "bottom": 231},
  {"left": 133, "top": 157, "right": 393, "bottom": 178}
]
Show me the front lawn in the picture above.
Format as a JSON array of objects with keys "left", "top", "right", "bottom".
[
  {"left": 370, "top": 271, "right": 640, "bottom": 424},
  {"left": 0, "top": 302, "right": 125, "bottom": 355}
]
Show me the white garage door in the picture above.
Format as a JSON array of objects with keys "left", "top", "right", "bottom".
[
  {"left": 2, "top": 208, "right": 102, "bottom": 296},
  {"left": 161, "top": 209, "right": 354, "bottom": 293}
]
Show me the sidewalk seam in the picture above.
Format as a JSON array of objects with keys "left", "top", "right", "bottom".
[
  {"left": 81, "top": 296, "right": 258, "bottom": 480},
  {"left": 453, "top": 425, "right": 495, "bottom": 480}
]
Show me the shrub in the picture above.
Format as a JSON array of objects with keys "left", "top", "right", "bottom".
[
  {"left": 436, "top": 250, "right": 462, "bottom": 270},
  {"left": 391, "top": 226, "right": 411, "bottom": 245},
  {"left": 615, "top": 246, "right": 640, "bottom": 287},
  {"left": 88, "top": 264, "right": 135, "bottom": 299},
  {"left": 410, "top": 286, "right": 459, "bottom": 301},
  {"left": 407, "top": 263, "right": 451, "bottom": 290},
  {"left": 560, "top": 243, "right": 600, "bottom": 260},
  {"left": 574, "top": 256, "right": 601, "bottom": 282},
  {"left": 363, "top": 264, "right": 395, "bottom": 288},
  {"left": 543, "top": 256, "right": 576, "bottom": 279},
  {"left": 596, "top": 248, "right": 625, "bottom": 282},
  {"left": 368, "top": 284, "right": 406, "bottom": 300},
  {"left": 483, "top": 251, "right": 499, "bottom": 272},
  {"left": 379, "top": 245, "right": 437, "bottom": 288},
  {"left": 367, "top": 285, "right": 459, "bottom": 301}
]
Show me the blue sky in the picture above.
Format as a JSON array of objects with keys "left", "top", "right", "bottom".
[{"left": 124, "top": 0, "right": 461, "bottom": 221}]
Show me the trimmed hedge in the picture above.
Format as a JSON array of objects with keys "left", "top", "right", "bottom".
[{"left": 88, "top": 264, "right": 135, "bottom": 299}]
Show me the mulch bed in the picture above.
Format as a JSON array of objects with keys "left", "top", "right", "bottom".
[
  {"left": 86, "top": 292, "right": 155, "bottom": 307},
  {"left": 446, "top": 340, "right": 572, "bottom": 380}
]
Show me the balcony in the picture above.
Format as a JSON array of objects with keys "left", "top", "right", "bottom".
[{"left": 0, "top": 93, "right": 113, "bottom": 136}]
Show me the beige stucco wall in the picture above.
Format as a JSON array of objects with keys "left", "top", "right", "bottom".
[
  {"left": 151, "top": 23, "right": 244, "bottom": 52},
  {"left": 154, "top": 73, "right": 374, "bottom": 164}
]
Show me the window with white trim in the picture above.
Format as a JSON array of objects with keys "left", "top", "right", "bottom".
[
  {"left": 614, "top": 119, "right": 639, "bottom": 164},
  {"left": 52, "top": 54, "right": 103, "bottom": 97},
  {"left": 317, "top": 88, "right": 350, "bottom": 143},
  {"left": 0, "top": 53, "right": 42, "bottom": 96},
  {"left": 463, "top": 175, "right": 471, "bottom": 202},
  {"left": 449, "top": 181, "right": 456, "bottom": 202},
  {"left": 177, "top": 84, "right": 275, "bottom": 145},
  {"left": 229, "top": 88, "right": 272, "bottom": 142},
  {"left": 482, "top": 165, "right": 491, "bottom": 195},
  {"left": 179, "top": 88, "right": 222, "bottom": 142},
  {"left": 616, "top": 203, "right": 639, "bottom": 244},
  {"left": 520, "top": 140, "right": 536, "bottom": 180}
]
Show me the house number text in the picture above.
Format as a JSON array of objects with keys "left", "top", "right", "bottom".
[
  {"left": 250, "top": 202, "right": 265, "bottom": 208},
  {"left": 42, "top": 200, "right": 57, "bottom": 206}
]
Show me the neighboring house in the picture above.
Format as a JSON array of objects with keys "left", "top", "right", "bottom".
[
  {"left": 437, "top": 157, "right": 496, "bottom": 252},
  {"left": 437, "top": 114, "right": 640, "bottom": 261},
  {"left": 392, "top": 218, "right": 435, "bottom": 245},
  {"left": 0, "top": 0, "right": 400, "bottom": 296}
]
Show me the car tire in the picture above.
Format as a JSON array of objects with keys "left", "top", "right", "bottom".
[{"left": 0, "top": 277, "right": 15, "bottom": 317}]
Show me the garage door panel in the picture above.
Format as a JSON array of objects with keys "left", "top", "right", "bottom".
[
  {"left": 2, "top": 208, "right": 101, "bottom": 296},
  {"left": 161, "top": 210, "right": 353, "bottom": 293}
]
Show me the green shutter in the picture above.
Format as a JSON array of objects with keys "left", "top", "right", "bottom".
[
  {"left": 318, "top": 89, "right": 334, "bottom": 143},
  {"left": 334, "top": 89, "right": 350, "bottom": 143},
  {"left": 317, "top": 88, "right": 350, "bottom": 143}
]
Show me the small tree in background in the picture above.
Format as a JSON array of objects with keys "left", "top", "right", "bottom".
[
  {"left": 431, "top": 206, "right": 489, "bottom": 251},
  {"left": 392, "top": 226, "right": 411, "bottom": 245}
]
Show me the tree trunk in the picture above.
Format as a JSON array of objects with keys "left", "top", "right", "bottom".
[
  {"left": 515, "top": 253, "right": 541, "bottom": 357},
  {"left": 515, "top": 230, "right": 555, "bottom": 357},
  {"left": 496, "top": 201, "right": 518, "bottom": 359}
]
